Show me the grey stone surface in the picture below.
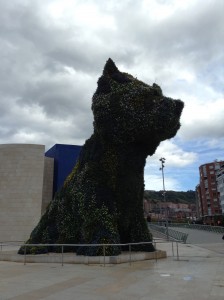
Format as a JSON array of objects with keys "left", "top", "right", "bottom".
[
  {"left": 0, "top": 241, "right": 224, "bottom": 299},
  {"left": 171, "top": 227, "right": 224, "bottom": 244},
  {"left": 0, "top": 248, "right": 166, "bottom": 264},
  {"left": 0, "top": 144, "right": 54, "bottom": 242}
]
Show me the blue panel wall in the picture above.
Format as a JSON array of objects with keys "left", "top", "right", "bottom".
[{"left": 45, "top": 144, "right": 82, "bottom": 196}]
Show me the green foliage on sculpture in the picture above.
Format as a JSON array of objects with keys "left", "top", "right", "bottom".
[{"left": 18, "top": 58, "right": 184, "bottom": 256}]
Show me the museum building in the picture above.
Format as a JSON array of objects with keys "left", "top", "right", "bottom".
[{"left": 0, "top": 143, "right": 81, "bottom": 242}]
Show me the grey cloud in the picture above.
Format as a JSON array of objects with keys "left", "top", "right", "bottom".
[
  {"left": 0, "top": 0, "right": 223, "bottom": 159},
  {"left": 113, "top": 0, "right": 224, "bottom": 71},
  {"left": 181, "top": 120, "right": 224, "bottom": 141},
  {"left": 19, "top": 76, "right": 93, "bottom": 116},
  {"left": 0, "top": 99, "right": 93, "bottom": 148}
]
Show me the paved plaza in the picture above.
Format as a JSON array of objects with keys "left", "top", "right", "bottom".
[
  {"left": 0, "top": 239, "right": 224, "bottom": 300},
  {"left": 172, "top": 226, "right": 224, "bottom": 245}
]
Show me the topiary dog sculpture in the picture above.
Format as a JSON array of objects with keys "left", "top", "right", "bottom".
[{"left": 19, "top": 59, "right": 184, "bottom": 256}]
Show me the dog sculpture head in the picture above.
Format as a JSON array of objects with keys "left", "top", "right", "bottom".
[{"left": 92, "top": 58, "right": 184, "bottom": 155}]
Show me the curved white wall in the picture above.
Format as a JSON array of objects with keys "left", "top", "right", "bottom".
[{"left": 0, "top": 144, "right": 53, "bottom": 241}]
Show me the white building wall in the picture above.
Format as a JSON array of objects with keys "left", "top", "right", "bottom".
[{"left": 0, "top": 144, "right": 52, "bottom": 242}]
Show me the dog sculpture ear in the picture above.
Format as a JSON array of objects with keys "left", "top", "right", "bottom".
[
  {"left": 103, "top": 58, "right": 131, "bottom": 84},
  {"left": 95, "top": 59, "right": 131, "bottom": 95},
  {"left": 103, "top": 58, "right": 119, "bottom": 76}
]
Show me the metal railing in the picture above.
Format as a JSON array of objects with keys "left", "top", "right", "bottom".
[
  {"left": 167, "top": 223, "right": 224, "bottom": 234},
  {"left": 148, "top": 224, "right": 188, "bottom": 243},
  {"left": 0, "top": 241, "right": 24, "bottom": 251},
  {"left": 0, "top": 240, "right": 181, "bottom": 265}
]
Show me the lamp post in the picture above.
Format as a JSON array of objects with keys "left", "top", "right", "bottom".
[{"left": 159, "top": 157, "right": 169, "bottom": 240}]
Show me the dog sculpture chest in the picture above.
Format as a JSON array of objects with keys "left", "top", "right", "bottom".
[{"left": 20, "top": 59, "right": 184, "bottom": 256}]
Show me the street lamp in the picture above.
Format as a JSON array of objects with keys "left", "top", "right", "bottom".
[{"left": 159, "top": 157, "right": 169, "bottom": 240}]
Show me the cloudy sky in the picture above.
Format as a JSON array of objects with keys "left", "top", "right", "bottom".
[{"left": 1, "top": 0, "right": 223, "bottom": 191}]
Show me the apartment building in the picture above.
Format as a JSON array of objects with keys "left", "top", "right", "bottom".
[
  {"left": 216, "top": 163, "right": 224, "bottom": 214},
  {"left": 144, "top": 199, "right": 196, "bottom": 221},
  {"left": 197, "top": 161, "right": 224, "bottom": 218}
]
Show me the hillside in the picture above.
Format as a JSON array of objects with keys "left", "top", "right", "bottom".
[{"left": 144, "top": 190, "right": 196, "bottom": 204}]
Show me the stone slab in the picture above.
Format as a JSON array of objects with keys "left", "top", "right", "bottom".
[{"left": 0, "top": 250, "right": 166, "bottom": 264}]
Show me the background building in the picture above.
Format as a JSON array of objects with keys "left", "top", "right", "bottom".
[
  {"left": 0, "top": 143, "right": 81, "bottom": 242},
  {"left": 195, "top": 184, "right": 203, "bottom": 217},
  {"left": 216, "top": 163, "right": 224, "bottom": 214},
  {"left": 45, "top": 144, "right": 82, "bottom": 196},
  {"left": 144, "top": 198, "right": 197, "bottom": 222},
  {"left": 0, "top": 144, "right": 54, "bottom": 242},
  {"left": 196, "top": 161, "right": 224, "bottom": 224}
]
